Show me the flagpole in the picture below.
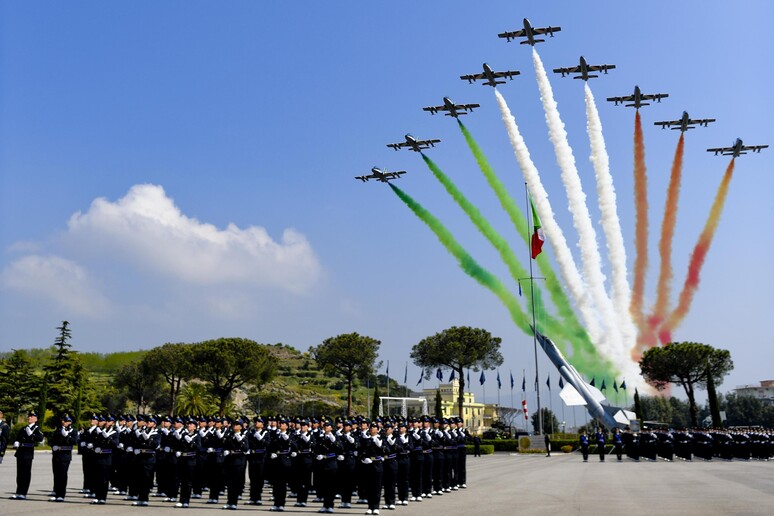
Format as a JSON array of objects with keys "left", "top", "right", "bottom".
[{"left": 525, "top": 183, "right": 542, "bottom": 436}]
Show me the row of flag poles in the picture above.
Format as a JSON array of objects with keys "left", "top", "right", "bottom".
[{"left": 383, "top": 361, "right": 631, "bottom": 430}]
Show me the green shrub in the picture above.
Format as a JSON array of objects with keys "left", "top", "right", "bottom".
[
  {"left": 519, "top": 436, "right": 531, "bottom": 450},
  {"left": 519, "top": 448, "right": 548, "bottom": 454},
  {"left": 561, "top": 445, "right": 573, "bottom": 453}
]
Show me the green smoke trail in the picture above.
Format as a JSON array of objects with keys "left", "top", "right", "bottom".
[
  {"left": 420, "top": 153, "right": 560, "bottom": 332},
  {"left": 456, "top": 120, "right": 595, "bottom": 357},
  {"left": 389, "top": 183, "right": 531, "bottom": 335},
  {"left": 389, "top": 183, "right": 611, "bottom": 375}
]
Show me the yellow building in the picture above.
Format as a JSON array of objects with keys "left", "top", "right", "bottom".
[{"left": 422, "top": 379, "right": 499, "bottom": 433}]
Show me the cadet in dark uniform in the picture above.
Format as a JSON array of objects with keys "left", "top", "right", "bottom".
[
  {"left": 91, "top": 415, "right": 119, "bottom": 504},
  {"left": 314, "top": 420, "right": 341, "bottom": 514},
  {"left": 268, "top": 417, "right": 295, "bottom": 512},
  {"left": 455, "top": 419, "right": 468, "bottom": 488},
  {"left": 361, "top": 421, "right": 385, "bottom": 515},
  {"left": 246, "top": 416, "right": 270, "bottom": 506},
  {"left": 291, "top": 419, "right": 315, "bottom": 507},
  {"left": 0, "top": 410, "right": 10, "bottom": 465},
  {"left": 381, "top": 422, "right": 398, "bottom": 510},
  {"left": 223, "top": 418, "right": 249, "bottom": 510},
  {"left": 337, "top": 420, "right": 358, "bottom": 509},
  {"left": 79, "top": 414, "right": 100, "bottom": 496},
  {"left": 49, "top": 414, "right": 78, "bottom": 502},
  {"left": 420, "top": 418, "right": 434, "bottom": 499},
  {"left": 612, "top": 428, "right": 623, "bottom": 461},
  {"left": 204, "top": 417, "right": 227, "bottom": 504},
  {"left": 595, "top": 428, "right": 606, "bottom": 462},
  {"left": 10, "top": 410, "right": 45, "bottom": 500},
  {"left": 395, "top": 422, "right": 411, "bottom": 506},
  {"left": 133, "top": 415, "right": 161, "bottom": 506},
  {"left": 175, "top": 418, "right": 201, "bottom": 508},
  {"left": 430, "top": 419, "right": 445, "bottom": 495},
  {"left": 409, "top": 418, "right": 425, "bottom": 501},
  {"left": 579, "top": 430, "right": 589, "bottom": 462}
]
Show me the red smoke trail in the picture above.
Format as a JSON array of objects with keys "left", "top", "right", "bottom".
[
  {"left": 647, "top": 133, "right": 685, "bottom": 345},
  {"left": 662, "top": 159, "right": 736, "bottom": 340},
  {"left": 630, "top": 111, "right": 650, "bottom": 359}
]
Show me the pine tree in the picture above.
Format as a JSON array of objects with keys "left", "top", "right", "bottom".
[
  {"left": 371, "top": 382, "right": 381, "bottom": 418},
  {"left": 435, "top": 389, "right": 443, "bottom": 419}
]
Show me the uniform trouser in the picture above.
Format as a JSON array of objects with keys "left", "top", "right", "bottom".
[
  {"left": 421, "top": 452, "right": 433, "bottom": 495},
  {"left": 15, "top": 455, "right": 33, "bottom": 495},
  {"left": 317, "top": 460, "right": 338, "bottom": 509},
  {"left": 94, "top": 459, "right": 112, "bottom": 500},
  {"left": 363, "top": 461, "right": 384, "bottom": 511},
  {"left": 112, "top": 452, "right": 128, "bottom": 492},
  {"left": 409, "top": 454, "right": 423, "bottom": 498},
  {"left": 82, "top": 452, "right": 94, "bottom": 492},
  {"left": 581, "top": 445, "right": 589, "bottom": 461},
  {"left": 206, "top": 454, "right": 225, "bottom": 499},
  {"left": 443, "top": 450, "right": 454, "bottom": 489},
  {"left": 192, "top": 454, "right": 207, "bottom": 495},
  {"left": 292, "top": 456, "right": 313, "bottom": 503},
  {"left": 614, "top": 443, "right": 623, "bottom": 460},
  {"left": 396, "top": 456, "right": 410, "bottom": 502},
  {"left": 432, "top": 450, "right": 444, "bottom": 492},
  {"left": 177, "top": 458, "right": 196, "bottom": 504},
  {"left": 127, "top": 456, "right": 140, "bottom": 496},
  {"left": 456, "top": 448, "right": 466, "bottom": 485},
  {"left": 336, "top": 457, "right": 355, "bottom": 503},
  {"left": 271, "top": 457, "right": 292, "bottom": 507},
  {"left": 248, "top": 456, "right": 266, "bottom": 502},
  {"left": 598, "top": 443, "right": 605, "bottom": 461},
  {"left": 137, "top": 459, "right": 156, "bottom": 502},
  {"left": 382, "top": 458, "right": 397, "bottom": 506},
  {"left": 157, "top": 455, "right": 176, "bottom": 495},
  {"left": 52, "top": 455, "right": 72, "bottom": 498},
  {"left": 81, "top": 452, "right": 90, "bottom": 491},
  {"left": 225, "top": 456, "right": 246, "bottom": 506}
]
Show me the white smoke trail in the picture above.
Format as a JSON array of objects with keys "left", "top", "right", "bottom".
[
  {"left": 531, "top": 48, "right": 623, "bottom": 368},
  {"left": 583, "top": 83, "right": 638, "bottom": 362},
  {"left": 494, "top": 89, "right": 601, "bottom": 345}
]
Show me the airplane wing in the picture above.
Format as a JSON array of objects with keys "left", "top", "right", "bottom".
[
  {"left": 706, "top": 147, "right": 731, "bottom": 155},
  {"left": 492, "top": 70, "right": 520, "bottom": 79},
  {"left": 587, "top": 64, "right": 616, "bottom": 73},
  {"left": 459, "top": 103, "right": 480, "bottom": 111},
  {"left": 744, "top": 144, "right": 769, "bottom": 153},
  {"left": 383, "top": 171, "right": 406, "bottom": 180},
  {"left": 553, "top": 65, "right": 581, "bottom": 76},
  {"left": 531, "top": 26, "right": 561, "bottom": 35},
  {"left": 414, "top": 138, "right": 440, "bottom": 147},
  {"left": 654, "top": 120, "right": 679, "bottom": 128},
  {"left": 691, "top": 118, "right": 716, "bottom": 127},
  {"left": 459, "top": 73, "right": 486, "bottom": 83},
  {"left": 355, "top": 175, "right": 371, "bottom": 182},
  {"left": 423, "top": 106, "right": 443, "bottom": 114},
  {"left": 386, "top": 143, "right": 407, "bottom": 151},
  {"left": 640, "top": 93, "right": 669, "bottom": 102},
  {"left": 606, "top": 94, "right": 634, "bottom": 105},
  {"left": 497, "top": 29, "right": 526, "bottom": 41}
]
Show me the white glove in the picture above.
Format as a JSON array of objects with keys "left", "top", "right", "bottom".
[
  {"left": 175, "top": 451, "right": 181, "bottom": 458},
  {"left": 270, "top": 453, "right": 278, "bottom": 459},
  {"left": 255, "top": 430, "right": 264, "bottom": 441},
  {"left": 337, "top": 455, "right": 344, "bottom": 461},
  {"left": 316, "top": 454, "right": 324, "bottom": 461},
  {"left": 134, "top": 449, "right": 141, "bottom": 455},
  {"left": 61, "top": 427, "right": 68, "bottom": 437},
  {"left": 87, "top": 443, "right": 94, "bottom": 449},
  {"left": 235, "top": 433, "right": 245, "bottom": 442},
  {"left": 327, "top": 433, "right": 336, "bottom": 442},
  {"left": 52, "top": 445, "right": 60, "bottom": 451},
  {"left": 126, "top": 446, "right": 134, "bottom": 453},
  {"left": 425, "top": 433, "right": 432, "bottom": 441},
  {"left": 372, "top": 437, "right": 382, "bottom": 448},
  {"left": 25, "top": 426, "right": 33, "bottom": 436},
  {"left": 13, "top": 441, "right": 19, "bottom": 448},
  {"left": 117, "top": 443, "right": 124, "bottom": 449},
  {"left": 207, "top": 447, "right": 214, "bottom": 453},
  {"left": 184, "top": 435, "right": 194, "bottom": 443},
  {"left": 387, "top": 436, "right": 395, "bottom": 445},
  {"left": 163, "top": 446, "right": 171, "bottom": 453},
  {"left": 224, "top": 450, "right": 230, "bottom": 457},
  {"left": 95, "top": 447, "right": 102, "bottom": 454},
  {"left": 362, "top": 457, "right": 372, "bottom": 464},
  {"left": 281, "top": 432, "right": 289, "bottom": 441},
  {"left": 290, "top": 452, "right": 297, "bottom": 457},
  {"left": 346, "top": 434, "right": 355, "bottom": 443}
]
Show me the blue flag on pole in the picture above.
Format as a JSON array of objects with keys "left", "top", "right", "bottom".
[
  {"left": 404, "top": 363, "right": 408, "bottom": 384},
  {"left": 436, "top": 368, "right": 443, "bottom": 381},
  {"left": 535, "top": 373, "right": 539, "bottom": 391},
  {"left": 449, "top": 370, "right": 455, "bottom": 382},
  {"left": 479, "top": 370, "right": 486, "bottom": 386},
  {"left": 620, "top": 379, "right": 627, "bottom": 391},
  {"left": 613, "top": 380, "right": 618, "bottom": 392},
  {"left": 558, "top": 376, "right": 564, "bottom": 389},
  {"left": 386, "top": 361, "right": 389, "bottom": 378},
  {"left": 590, "top": 377, "right": 596, "bottom": 387},
  {"left": 416, "top": 370, "right": 423, "bottom": 386},
  {"left": 518, "top": 282, "right": 522, "bottom": 296},
  {"left": 521, "top": 373, "right": 526, "bottom": 393},
  {"left": 546, "top": 375, "right": 551, "bottom": 391},
  {"left": 467, "top": 369, "right": 470, "bottom": 385},
  {"left": 601, "top": 379, "right": 607, "bottom": 391},
  {"left": 497, "top": 370, "right": 501, "bottom": 390},
  {"left": 510, "top": 370, "right": 515, "bottom": 390}
]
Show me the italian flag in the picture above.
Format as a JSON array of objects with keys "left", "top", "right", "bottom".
[{"left": 530, "top": 197, "right": 544, "bottom": 259}]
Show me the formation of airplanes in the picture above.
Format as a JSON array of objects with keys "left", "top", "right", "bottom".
[
  {"left": 707, "top": 138, "right": 769, "bottom": 157},
  {"left": 460, "top": 63, "right": 520, "bottom": 87},
  {"left": 423, "top": 97, "right": 480, "bottom": 118},
  {"left": 654, "top": 111, "right": 716, "bottom": 132},
  {"left": 553, "top": 56, "right": 616, "bottom": 81},
  {"left": 355, "top": 167, "right": 406, "bottom": 183},
  {"left": 606, "top": 85, "right": 668, "bottom": 109},
  {"left": 358, "top": 18, "right": 766, "bottom": 186}
]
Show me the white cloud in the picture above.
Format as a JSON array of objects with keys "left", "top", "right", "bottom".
[
  {"left": 0, "top": 254, "right": 112, "bottom": 317},
  {"left": 65, "top": 184, "right": 322, "bottom": 293}
]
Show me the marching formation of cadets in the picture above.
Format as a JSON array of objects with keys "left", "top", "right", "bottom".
[
  {"left": 578, "top": 426, "right": 774, "bottom": 462},
  {"left": 5, "top": 410, "right": 473, "bottom": 514}
]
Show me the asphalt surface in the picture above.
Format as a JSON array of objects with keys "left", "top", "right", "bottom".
[{"left": 1, "top": 452, "right": 772, "bottom": 515}]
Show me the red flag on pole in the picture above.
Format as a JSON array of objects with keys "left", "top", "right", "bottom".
[{"left": 521, "top": 399, "right": 529, "bottom": 421}]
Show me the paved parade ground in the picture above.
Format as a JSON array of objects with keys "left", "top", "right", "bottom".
[{"left": 1, "top": 452, "right": 772, "bottom": 515}]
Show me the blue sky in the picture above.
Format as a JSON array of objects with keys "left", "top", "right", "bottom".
[{"left": 1, "top": 1, "right": 772, "bottom": 406}]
